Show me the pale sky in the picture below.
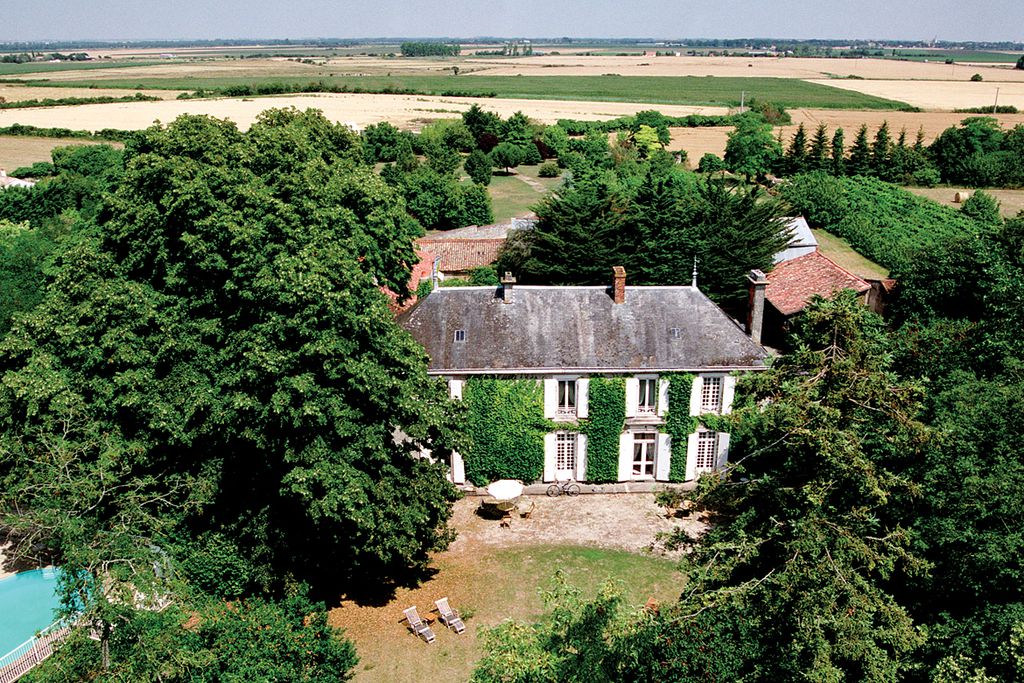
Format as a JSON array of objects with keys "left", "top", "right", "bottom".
[{"left": 3, "top": 0, "right": 1022, "bottom": 43}]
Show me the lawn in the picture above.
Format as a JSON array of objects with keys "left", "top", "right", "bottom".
[
  {"left": 331, "top": 544, "right": 684, "bottom": 683},
  {"left": 19, "top": 74, "right": 913, "bottom": 110},
  {"left": 515, "top": 162, "right": 564, "bottom": 191},
  {"left": 811, "top": 229, "right": 890, "bottom": 280},
  {"left": 487, "top": 172, "right": 547, "bottom": 220}
]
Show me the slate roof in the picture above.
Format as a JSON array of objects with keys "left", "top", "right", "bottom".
[
  {"left": 400, "top": 285, "right": 768, "bottom": 374},
  {"left": 765, "top": 250, "right": 871, "bottom": 316},
  {"left": 774, "top": 216, "right": 818, "bottom": 264},
  {"left": 416, "top": 238, "right": 505, "bottom": 273}
]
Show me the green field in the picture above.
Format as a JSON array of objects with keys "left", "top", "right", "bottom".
[
  {"left": 0, "top": 60, "right": 163, "bottom": 76},
  {"left": 19, "top": 74, "right": 913, "bottom": 110},
  {"left": 889, "top": 49, "right": 1022, "bottom": 63}
]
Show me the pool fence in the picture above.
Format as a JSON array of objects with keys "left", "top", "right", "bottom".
[{"left": 0, "top": 618, "right": 73, "bottom": 683}]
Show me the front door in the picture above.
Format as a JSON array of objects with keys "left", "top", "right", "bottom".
[
  {"left": 555, "top": 432, "right": 577, "bottom": 480},
  {"left": 632, "top": 432, "right": 657, "bottom": 480}
]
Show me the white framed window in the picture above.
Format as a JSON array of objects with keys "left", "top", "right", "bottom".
[
  {"left": 701, "top": 376, "right": 723, "bottom": 414},
  {"left": 696, "top": 431, "right": 718, "bottom": 471},
  {"left": 637, "top": 378, "right": 658, "bottom": 414},
  {"left": 556, "top": 379, "right": 577, "bottom": 418},
  {"left": 632, "top": 431, "right": 657, "bottom": 479},
  {"left": 454, "top": 329, "right": 466, "bottom": 343},
  {"left": 556, "top": 432, "right": 577, "bottom": 478}
]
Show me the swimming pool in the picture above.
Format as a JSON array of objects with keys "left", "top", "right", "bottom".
[{"left": 0, "top": 568, "right": 63, "bottom": 658}]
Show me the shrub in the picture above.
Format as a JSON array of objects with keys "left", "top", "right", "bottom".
[
  {"left": 960, "top": 190, "right": 1002, "bottom": 226},
  {"left": 697, "top": 153, "right": 726, "bottom": 174},
  {"left": 970, "top": 73, "right": 984, "bottom": 82},
  {"left": 468, "top": 265, "right": 500, "bottom": 285},
  {"left": 537, "top": 161, "right": 561, "bottom": 178},
  {"left": 463, "top": 149, "right": 493, "bottom": 186}
]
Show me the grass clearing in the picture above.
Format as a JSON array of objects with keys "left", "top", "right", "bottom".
[
  {"left": 21, "top": 74, "right": 912, "bottom": 110},
  {"left": 812, "top": 229, "right": 890, "bottom": 280},
  {"left": 331, "top": 544, "right": 684, "bottom": 683},
  {"left": 488, "top": 172, "right": 545, "bottom": 219},
  {"left": 905, "top": 186, "right": 1024, "bottom": 218}
]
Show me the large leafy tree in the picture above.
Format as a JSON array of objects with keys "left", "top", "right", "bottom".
[
  {"left": 0, "top": 109, "right": 463, "bottom": 601},
  {"left": 674, "top": 292, "right": 929, "bottom": 681},
  {"left": 724, "top": 113, "right": 781, "bottom": 181}
]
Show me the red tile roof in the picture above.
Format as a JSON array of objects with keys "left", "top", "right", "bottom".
[
  {"left": 765, "top": 250, "right": 871, "bottom": 316},
  {"left": 416, "top": 238, "right": 504, "bottom": 273}
]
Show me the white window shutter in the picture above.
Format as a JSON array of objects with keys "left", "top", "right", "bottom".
[
  {"left": 449, "top": 378, "right": 464, "bottom": 401},
  {"left": 577, "top": 378, "right": 590, "bottom": 419},
  {"left": 543, "top": 432, "right": 557, "bottom": 482},
  {"left": 657, "top": 378, "right": 670, "bottom": 416},
  {"left": 617, "top": 431, "right": 632, "bottom": 481},
  {"left": 576, "top": 434, "right": 588, "bottom": 481},
  {"left": 716, "top": 433, "right": 731, "bottom": 470},
  {"left": 685, "top": 431, "right": 699, "bottom": 481},
  {"left": 624, "top": 378, "right": 639, "bottom": 418},
  {"left": 689, "top": 375, "right": 703, "bottom": 416},
  {"left": 450, "top": 451, "right": 466, "bottom": 484},
  {"left": 655, "top": 433, "right": 671, "bottom": 481},
  {"left": 543, "top": 378, "right": 557, "bottom": 419},
  {"left": 721, "top": 375, "right": 737, "bottom": 415}
]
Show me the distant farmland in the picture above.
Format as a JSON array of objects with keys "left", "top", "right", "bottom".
[{"left": 17, "top": 74, "right": 913, "bottom": 110}]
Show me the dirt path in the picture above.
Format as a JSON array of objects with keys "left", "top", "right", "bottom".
[{"left": 510, "top": 170, "right": 548, "bottom": 194}]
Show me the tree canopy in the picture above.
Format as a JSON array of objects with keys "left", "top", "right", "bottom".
[
  {"left": 0, "top": 111, "right": 464, "bottom": 677},
  {"left": 500, "top": 162, "right": 789, "bottom": 309}
]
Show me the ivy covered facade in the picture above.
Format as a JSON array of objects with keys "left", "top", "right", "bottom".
[{"left": 400, "top": 268, "right": 770, "bottom": 486}]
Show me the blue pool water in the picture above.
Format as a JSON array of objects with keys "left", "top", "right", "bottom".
[{"left": 0, "top": 568, "right": 62, "bottom": 657}]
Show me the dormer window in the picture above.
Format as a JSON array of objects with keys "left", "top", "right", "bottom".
[
  {"left": 556, "top": 379, "right": 577, "bottom": 418},
  {"left": 454, "top": 329, "right": 466, "bottom": 343}
]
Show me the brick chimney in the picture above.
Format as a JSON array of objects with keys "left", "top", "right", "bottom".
[
  {"left": 746, "top": 269, "right": 769, "bottom": 345},
  {"left": 612, "top": 266, "right": 626, "bottom": 304},
  {"left": 501, "top": 271, "right": 516, "bottom": 304}
]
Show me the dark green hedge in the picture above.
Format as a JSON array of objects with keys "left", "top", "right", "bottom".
[
  {"left": 463, "top": 377, "right": 548, "bottom": 485},
  {"left": 579, "top": 377, "right": 625, "bottom": 483},
  {"left": 664, "top": 373, "right": 698, "bottom": 482}
]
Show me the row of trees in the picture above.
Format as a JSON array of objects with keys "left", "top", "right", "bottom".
[
  {"left": 399, "top": 42, "right": 460, "bottom": 57},
  {"left": 721, "top": 113, "right": 1024, "bottom": 188},
  {"left": 0, "top": 109, "right": 468, "bottom": 679}
]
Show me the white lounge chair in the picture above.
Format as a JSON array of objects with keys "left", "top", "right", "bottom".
[
  {"left": 434, "top": 597, "right": 466, "bottom": 634},
  {"left": 403, "top": 606, "right": 436, "bottom": 643}
]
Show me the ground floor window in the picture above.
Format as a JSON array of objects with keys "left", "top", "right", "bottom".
[
  {"left": 632, "top": 431, "right": 657, "bottom": 479},
  {"left": 556, "top": 432, "right": 577, "bottom": 478},
  {"left": 696, "top": 430, "right": 718, "bottom": 471}
]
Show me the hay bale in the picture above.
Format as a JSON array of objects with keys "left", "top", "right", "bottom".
[{"left": 954, "top": 191, "right": 973, "bottom": 203}]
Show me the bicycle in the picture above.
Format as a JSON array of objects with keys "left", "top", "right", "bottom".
[{"left": 546, "top": 479, "right": 581, "bottom": 497}]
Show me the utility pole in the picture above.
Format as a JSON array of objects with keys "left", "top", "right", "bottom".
[
  {"left": 993, "top": 87, "right": 1000, "bottom": 114},
  {"left": 739, "top": 90, "right": 746, "bottom": 113}
]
